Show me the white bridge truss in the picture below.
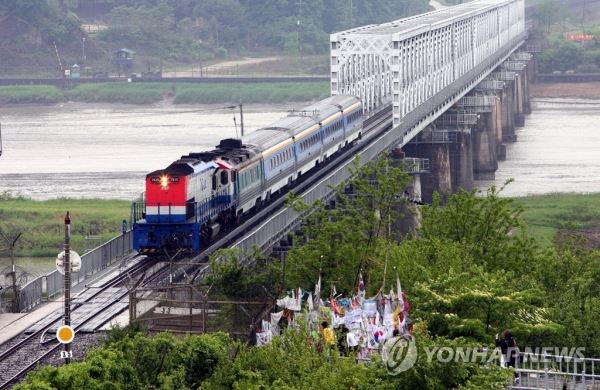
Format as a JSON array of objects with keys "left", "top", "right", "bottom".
[{"left": 330, "top": 0, "right": 525, "bottom": 128}]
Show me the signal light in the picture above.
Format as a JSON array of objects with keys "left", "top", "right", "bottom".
[{"left": 160, "top": 175, "right": 169, "bottom": 189}]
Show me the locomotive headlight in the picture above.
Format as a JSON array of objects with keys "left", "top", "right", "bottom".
[{"left": 160, "top": 175, "right": 169, "bottom": 189}]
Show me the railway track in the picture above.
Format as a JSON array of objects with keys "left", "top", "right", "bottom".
[
  {"left": 169, "top": 104, "right": 394, "bottom": 280},
  {"left": 0, "top": 254, "right": 162, "bottom": 389}
]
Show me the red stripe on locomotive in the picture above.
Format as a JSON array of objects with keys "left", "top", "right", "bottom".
[{"left": 146, "top": 174, "right": 187, "bottom": 206}]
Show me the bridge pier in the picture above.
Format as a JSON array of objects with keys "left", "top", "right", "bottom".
[
  {"left": 472, "top": 102, "right": 499, "bottom": 180},
  {"left": 501, "top": 81, "right": 517, "bottom": 143},
  {"left": 391, "top": 149, "right": 425, "bottom": 237},
  {"left": 443, "top": 128, "right": 474, "bottom": 192},
  {"left": 402, "top": 127, "right": 453, "bottom": 204},
  {"left": 512, "top": 52, "right": 536, "bottom": 114}
]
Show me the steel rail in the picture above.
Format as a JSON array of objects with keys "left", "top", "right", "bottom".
[{"left": 0, "top": 257, "right": 157, "bottom": 389}]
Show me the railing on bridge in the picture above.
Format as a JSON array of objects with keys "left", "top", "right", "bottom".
[
  {"left": 16, "top": 232, "right": 132, "bottom": 312},
  {"left": 503, "top": 62, "right": 527, "bottom": 72},
  {"left": 437, "top": 112, "right": 479, "bottom": 126},
  {"left": 411, "top": 130, "right": 459, "bottom": 144},
  {"left": 401, "top": 157, "right": 430, "bottom": 173},
  {"left": 457, "top": 95, "right": 497, "bottom": 107},
  {"left": 493, "top": 71, "right": 518, "bottom": 81},
  {"left": 477, "top": 80, "right": 506, "bottom": 90},
  {"left": 511, "top": 352, "right": 600, "bottom": 390},
  {"left": 511, "top": 52, "right": 533, "bottom": 62}
]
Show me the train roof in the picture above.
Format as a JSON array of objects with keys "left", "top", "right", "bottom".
[
  {"left": 243, "top": 128, "right": 291, "bottom": 150},
  {"left": 147, "top": 159, "right": 217, "bottom": 177}
]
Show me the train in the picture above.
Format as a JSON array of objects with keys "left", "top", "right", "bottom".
[{"left": 132, "top": 95, "right": 364, "bottom": 254}]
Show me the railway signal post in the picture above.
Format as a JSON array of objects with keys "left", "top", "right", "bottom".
[
  {"left": 63, "top": 211, "right": 71, "bottom": 363},
  {"left": 56, "top": 212, "right": 81, "bottom": 363}
]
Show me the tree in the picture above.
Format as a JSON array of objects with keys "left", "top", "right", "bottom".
[
  {"left": 0, "top": 223, "right": 24, "bottom": 312},
  {"left": 420, "top": 183, "right": 536, "bottom": 273},
  {"left": 284, "top": 156, "right": 410, "bottom": 295}
]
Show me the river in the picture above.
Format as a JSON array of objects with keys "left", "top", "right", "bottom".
[
  {"left": 0, "top": 102, "right": 286, "bottom": 200},
  {"left": 475, "top": 98, "right": 600, "bottom": 197},
  {"left": 0, "top": 98, "right": 599, "bottom": 200}
]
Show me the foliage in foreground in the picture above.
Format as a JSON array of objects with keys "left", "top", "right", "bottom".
[
  {"left": 13, "top": 155, "right": 600, "bottom": 388},
  {"left": 15, "top": 327, "right": 511, "bottom": 390}
]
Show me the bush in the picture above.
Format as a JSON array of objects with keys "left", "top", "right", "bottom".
[{"left": 0, "top": 86, "right": 64, "bottom": 104}]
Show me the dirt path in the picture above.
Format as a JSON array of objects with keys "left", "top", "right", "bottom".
[
  {"left": 161, "top": 57, "right": 281, "bottom": 78},
  {"left": 531, "top": 82, "right": 600, "bottom": 99}
]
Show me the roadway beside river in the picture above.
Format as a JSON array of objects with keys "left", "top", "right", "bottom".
[{"left": 530, "top": 81, "right": 600, "bottom": 99}]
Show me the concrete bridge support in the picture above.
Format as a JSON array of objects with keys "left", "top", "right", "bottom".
[
  {"left": 514, "top": 73, "right": 525, "bottom": 127},
  {"left": 402, "top": 128, "right": 452, "bottom": 204},
  {"left": 501, "top": 81, "right": 517, "bottom": 143},
  {"left": 521, "top": 68, "right": 531, "bottom": 115},
  {"left": 494, "top": 97, "right": 507, "bottom": 161},
  {"left": 448, "top": 129, "right": 473, "bottom": 192},
  {"left": 390, "top": 149, "right": 426, "bottom": 238},
  {"left": 472, "top": 105, "right": 499, "bottom": 180}
]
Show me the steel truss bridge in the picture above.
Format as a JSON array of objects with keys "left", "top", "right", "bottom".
[{"left": 331, "top": 0, "right": 525, "bottom": 133}]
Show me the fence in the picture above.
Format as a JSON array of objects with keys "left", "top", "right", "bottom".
[
  {"left": 130, "top": 285, "right": 272, "bottom": 340},
  {"left": 511, "top": 352, "right": 600, "bottom": 390},
  {"left": 15, "top": 231, "right": 132, "bottom": 312}
]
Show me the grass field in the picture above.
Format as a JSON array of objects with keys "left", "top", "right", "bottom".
[
  {"left": 512, "top": 193, "right": 600, "bottom": 246},
  {"left": 0, "top": 85, "right": 64, "bottom": 104},
  {"left": 0, "top": 81, "right": 329, "bottom": 105},
  {"left": 173, "top": 82, "right": 329, "bottom": 104},
  {"left": 0, "top": 195, "right": 130, "bottom": 258}
]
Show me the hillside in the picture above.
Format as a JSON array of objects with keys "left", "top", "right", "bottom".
[{"left": 0, "top": 0, "right": 431, "bottom": 77}]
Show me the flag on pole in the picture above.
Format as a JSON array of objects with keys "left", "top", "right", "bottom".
[
  {"left": 314, "top": 275, "right": 321, "bottom": 309},
  {"left": 358, "top": 273, "right": 366, "bottom": 304},
  {"left": 396, "top": 273, "right": 404, "bottom": 312}
]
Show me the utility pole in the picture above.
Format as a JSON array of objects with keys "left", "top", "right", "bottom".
[
  {"left": 296, "top": 0, "right": 303, "bottom": 61},
  {"left": 63, "top": 211, "right": 71, "bottom": 364},
  {"left": 239, "top": 104, "right": 244, "bottom": 137}
]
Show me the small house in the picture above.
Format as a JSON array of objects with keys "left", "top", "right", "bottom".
[{"left": 114, "top": 48, "right": 136, "bottom": 76}]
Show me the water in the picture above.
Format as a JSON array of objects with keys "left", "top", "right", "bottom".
[
  {"left": 475, "top": 98, "right": 600, "bottom": 197},
  {"left": 0, "top": 102, "right": 287, "bottom": 200},
  {"left": 1, "top": 98, "right": 599, "bottom": 200}
]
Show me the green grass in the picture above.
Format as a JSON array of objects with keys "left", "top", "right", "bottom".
[
  {"left": 0, "top": 81, "right": 329, "bottom": 105},
  {"left": 512, "top": 193, "right": 600, "bottom": 246},
  {"left": 173, "top": 82, "right": 329, "bottom": 104},
  {"left": 0, "top": 195, "right": 130, "bottom": 257},
  {"left": 0, "top": 85, "right": 64, "bottom": 104}
]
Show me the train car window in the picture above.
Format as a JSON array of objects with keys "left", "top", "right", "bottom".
[
  {"left": 221, "top": 170, "right": 228, "bottom": 185},
  {"left": 232, "top": 171, "right": 237, "bottom": 182},
  {"left": 212, "top": 174, "right": 217, "bottom": 190}
]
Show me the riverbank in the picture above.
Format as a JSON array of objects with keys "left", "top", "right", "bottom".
[
  {"left": 512, "top": 193, "right": 600, "bottom": 247},
  {"left": 0, "top": 195, "right": 130, "bottom": 257},
  {"left": 530, "top": 82, "right": 600, "bottom": 99},
  {"left": 3, "top": 192, "right": 599, "bottom": 260},
  {"left": 0, "top": 81, "right": 329, "bottom": 105}
]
